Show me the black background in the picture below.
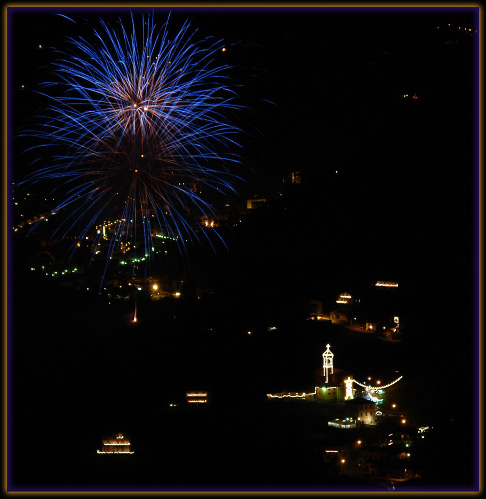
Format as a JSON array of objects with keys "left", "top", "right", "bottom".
[{"left": 8, "top": 5, "right": 478, "bottom": 491}]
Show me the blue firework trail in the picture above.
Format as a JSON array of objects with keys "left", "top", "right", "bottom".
[{"left": 19, "top": 13, "right": 242, "bottom": 291}]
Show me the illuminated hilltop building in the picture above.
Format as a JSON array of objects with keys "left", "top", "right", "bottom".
[
  {"left": 266, "top": 340, "right": 403, "bottom": 431},
  {"left": 266, "top": 343, "right": 400, "bottom": 408},
  {"left": 97, "top": 433, "right": 134, "bottom": 454},
  {"left": 267, "top": 344, "right": 351, "bottom": 401}
]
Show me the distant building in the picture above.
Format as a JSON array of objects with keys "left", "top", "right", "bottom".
[
  {"left": 345, "top": 397, "right": 377, "bottom": 425},
  {"left": 308, "top": 299, "right": 329, "bottom": 321},
  {"left": 186, "top": 391, "right": 208, "bottom": 404},
  {"left": 283, "top": 171, "right": 301, "bottom": 184},
  {"left": 330, "top": 310, "right": 348, "bottom": 324},
  {"left": 335, "top": 292, "right": 353, "bottom": 305},
  {"left": 97, "top": 433, "right": 134, "bottom": 454},
  {"left": 365, "top": 322, "right": 376, "bottom": 332},
  {"left": 246, "top": 197, "right": 267, "bottom": 209},
  {"left": 317, "top": 385, "right": 343, "bottom": 401},
  {"left": 375, "top": 281, "right": 399, "bottom": 288},
  {"left": 290, "top": 171, "right": 301, "bottom": 184}
]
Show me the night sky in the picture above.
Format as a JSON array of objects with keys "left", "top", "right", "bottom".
[{"left": 7, "top": 5, "right": 478, "bottom": 493}]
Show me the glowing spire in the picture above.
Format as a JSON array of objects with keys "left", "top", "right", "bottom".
[{"left": 322, "top": 344, "right": 334, "bottom": 384}]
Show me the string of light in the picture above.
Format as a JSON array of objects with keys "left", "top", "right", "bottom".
[
  {"left": 353, "top": 376, "right": 403, "bottom": 390},
  {"left": 267, "top": 388, "right": 318, "bottom": 399}
]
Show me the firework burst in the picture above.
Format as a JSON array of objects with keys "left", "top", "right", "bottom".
[{"left": 19, "top": 13, "right": 242, "bottom": 287}]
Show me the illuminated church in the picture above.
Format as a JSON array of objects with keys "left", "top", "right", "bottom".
[
  {"left": 266, "top": 343, "right": 402, "bottom": 429},
  {"left": 266, "top": 344, "right": 356, "bottom": 402}
]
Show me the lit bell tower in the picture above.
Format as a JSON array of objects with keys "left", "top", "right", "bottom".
[{"left": 322, "top": 344, "right": 334, "bottom": 384}]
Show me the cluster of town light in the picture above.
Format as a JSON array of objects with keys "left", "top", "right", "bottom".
[
  {"left": 437, "top": 23, "right": 475, "bottom": 32},
  {"left": 95, "top": 219, "right": 127, "bottom": 239}
]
